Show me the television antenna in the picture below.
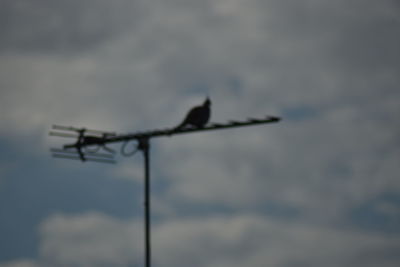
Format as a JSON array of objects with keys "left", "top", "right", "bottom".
[{"left": 49, "top": 115, "right": 281, "bottom": 267}]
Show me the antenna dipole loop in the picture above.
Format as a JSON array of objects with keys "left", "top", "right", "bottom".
[{"left": 121, "top": 140, "right": 140, "bottom": 157}]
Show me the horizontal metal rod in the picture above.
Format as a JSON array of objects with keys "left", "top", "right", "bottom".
[
  {"left": 50, "top": 148, "right": 79, "bottom": 155},
  {"left": 49, "top": 132, "right": 77, "bottom": 138},
  {"left": 51, "top": 148, "right": 115, "bottom": 159},
  {"left": 52, "top": 115, "right": 281, "bottom": 149},
  {"left": 52, "top": 154, "right": 81, "bottom": 161},
  {"left": 84, "top": 158, "right": 116, "bottom": 164},
  {"left": 52, "top": 125, "right": 116, "bottom": 135},
  {"left": 52, "top": 154, "right": 116, "bottom": 164},
  {"left": 101, "top": 116, "right": 280, "bottom": 144}
]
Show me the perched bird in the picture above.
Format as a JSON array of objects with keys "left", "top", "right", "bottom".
[{"left": 173, "top": 97, "right": 211, "bottom": 131}]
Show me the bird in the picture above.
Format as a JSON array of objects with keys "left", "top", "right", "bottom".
[{"left": 173, "top": 97, "right": 211, "bottom": 131}]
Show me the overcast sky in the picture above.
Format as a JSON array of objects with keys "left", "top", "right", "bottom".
[{"left": 1, "top": 0, "right": 399, "bottom": 266}]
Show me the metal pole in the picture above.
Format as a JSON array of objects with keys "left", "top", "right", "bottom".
[{"left": 139, "top": 138, "right": 151, "bottom": 267}]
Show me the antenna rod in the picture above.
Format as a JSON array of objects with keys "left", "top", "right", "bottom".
[
  {"left": 99, "top": 116, "right": 281, "bottom": 145},
  {"left": 138, "top": 138, "right": 151, "bottom": 267}
]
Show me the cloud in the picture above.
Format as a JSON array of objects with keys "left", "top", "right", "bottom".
[
  {"left": 1, "top": 0, "right": 399, "bottom": 132},
  {"left": 0, "top": 0, "right": 141, "bottom": 54},
  {"left": 0, "top": 0, "right": 394, "bottom": 224},
  {"left": 0, "top": 259, "right": 38, "bottom": 267},
  {"left": 37, "top": 212, "right": 142, "bottom": 267},
  {"left": 14, "top": 212, "right": 398, "bottom": 266},
  {"left": 0, "top": 0, "right": 399, "bottom": 264},
  {"left": 156, "top": 105, "right": 400, "bottom": 223}
]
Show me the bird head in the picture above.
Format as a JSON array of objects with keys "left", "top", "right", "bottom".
[{"left": 204, "top": 97, "right": 211, "bottom": 107}]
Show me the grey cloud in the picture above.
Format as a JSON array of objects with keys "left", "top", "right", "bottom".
[
  {"left": 38, "top": 212, "right": 142, "bottom": 267},
  {"left": 0, "top": 260, "right": 38, "bottom": 267},
  {"left": 0, "top": 0, "right": 141, "bottom": 54},
  {"left": 0, "top": 0, "right": 398, "bottom": 222},
  {"left": 0, "top": 0, "right": 399, "bottom": 264},
  {"left": 21, "top": 212, "right": 400, "bottom": 267},
  {"left": 155, "top": 102, "right": 399, "bottom": 222}
]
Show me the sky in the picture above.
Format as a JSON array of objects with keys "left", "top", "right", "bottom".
[{"left": 0, "top": 0, "right": 399, "bottom": 266}]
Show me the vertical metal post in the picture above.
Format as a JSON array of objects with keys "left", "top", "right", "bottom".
[{"left": 138, "top": 138, "right": 151, "bottom": 267}]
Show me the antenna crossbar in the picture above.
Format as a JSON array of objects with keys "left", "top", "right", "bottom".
[{"left": 102, "top": 115, "right": 280, "bottom": 145}]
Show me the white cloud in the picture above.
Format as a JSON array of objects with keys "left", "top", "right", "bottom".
[
  {"left": 28, "top": 212, "right": 400, "bottom": 267},
  {"left": 0, "top": 260, "right": 38, "bottom": 267},
  {"left": 38, "top": 212, "right": 142, "bottom": 266}
]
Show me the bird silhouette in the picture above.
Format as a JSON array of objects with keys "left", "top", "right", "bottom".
[{"left": 173, "top": 97, "right": 211, "bottom": 131}]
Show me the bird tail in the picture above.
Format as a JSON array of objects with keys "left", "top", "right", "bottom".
[
  {"left": 173, "top": 122, "right": 185, "bottom": 132},
  {"left": 168, "top": 122, "right": 185, "bottom": 136}
]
